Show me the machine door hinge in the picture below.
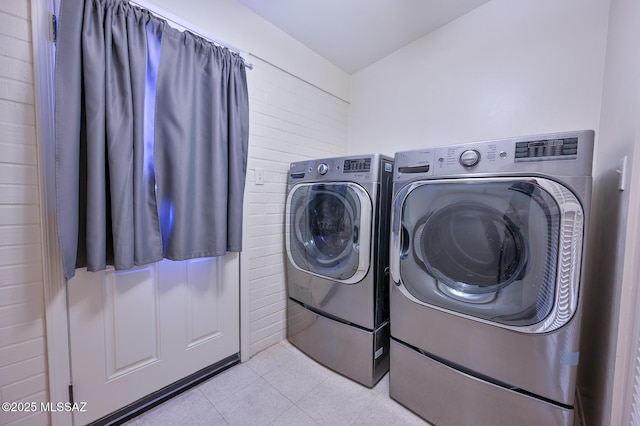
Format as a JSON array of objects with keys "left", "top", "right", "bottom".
[
  {"left": 68, "top": 382, "right": 74, "bottom": 404},
  {"left": 51, "top": 14, "right": 58, "bottom": 43}
]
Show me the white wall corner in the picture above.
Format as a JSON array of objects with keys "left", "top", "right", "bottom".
[
  {"left": 609, "top": 124, "right": 640, "bottom": 426},
  {"left": 240, "top": 202, "right": 251, "bottom": 363}
]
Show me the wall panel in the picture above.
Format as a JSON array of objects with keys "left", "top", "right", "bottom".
[{"left": 0, "top": 2, "right": 49, "bottom": 425}]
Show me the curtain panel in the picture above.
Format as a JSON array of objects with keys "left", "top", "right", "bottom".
[{"left": 55, "top": 0, "right": 250, "bottom": 280}]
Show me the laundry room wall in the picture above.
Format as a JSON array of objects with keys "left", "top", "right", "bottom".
[
  {"left": 348, "top": 0, "right": 610, "bottom": 155},
  {"left": 580, "top": 0, "right": 640, "bottom": 423},
  {"left": 0, "top": 2, "right": 50, "bottom": 425},
  {"left": 146, "top": 0, "right": 350, "bottom": 356},
  {"left": 242, "top": 63, "right": 348, "bottom": 354}
]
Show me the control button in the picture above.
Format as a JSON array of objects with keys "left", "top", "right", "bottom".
[
  {"left": 317, "top": 163, "right": 329, "bottom": 175},
  {"left": 460, "top": 149, "right": 480, "bottom": 167},
  {"left": 499, "top": 151, "right": 508, "bottom": 159}
]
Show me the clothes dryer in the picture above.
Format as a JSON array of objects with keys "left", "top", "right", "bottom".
[
  {"left": 286, "top": 154, "right": 393, "bottom": 387},
  {"left": 389, "top": 130, "right": 593, "bottom": 425}
]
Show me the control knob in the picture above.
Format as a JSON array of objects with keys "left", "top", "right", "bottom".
[
  {"left": 317, "top": 163, "right": 329, "bottom": 175},
  {"left": 460, "top": 149, "right": 480, "bottom": 167}
]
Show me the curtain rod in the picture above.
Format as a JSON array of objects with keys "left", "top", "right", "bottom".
[{"left": 128, "top": 0, "right": 254, "bottom": 70}]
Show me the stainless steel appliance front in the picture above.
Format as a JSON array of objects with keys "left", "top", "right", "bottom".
[
  {"left": 285, "top": 154, "right": 393, "bottom": 387},
  {"left": 389, "top": 130, "right": 594, "bottom": 425}
]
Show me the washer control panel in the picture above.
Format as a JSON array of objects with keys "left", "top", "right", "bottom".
[
  {"left": 343, "top": 157, "right": 372, "bottom": 173},
  {"left": 317, "top": 163, "right": 329, "bottom": 175},
  {"left": 288, "top": 154, "right": 391, "bottom": 185}
]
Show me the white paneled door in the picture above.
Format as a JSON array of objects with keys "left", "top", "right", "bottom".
[{"left": 67, "top": 255, "right": 239, "bottom": 425}]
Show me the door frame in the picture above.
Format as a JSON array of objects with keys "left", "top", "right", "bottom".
[
  {"left": 31, "top": 1, "right": 71, "bottom": 425},
  {"left": 30, "top": 1, "right": 249, "bottom": 424}
]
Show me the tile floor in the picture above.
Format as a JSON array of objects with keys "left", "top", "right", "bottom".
[{"left": 123, "top": 340, "right": 428, "bottom": 425}]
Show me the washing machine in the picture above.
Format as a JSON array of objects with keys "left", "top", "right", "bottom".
[
  {"left": 285, "top": 154, "right": 393, "bottom": 387},
  {"left": 389, "top": 130, "right": 594, "bottom": 425}
]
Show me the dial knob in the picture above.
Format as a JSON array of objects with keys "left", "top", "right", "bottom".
[
  {"left": 460, "top": 149, "right": 480, "bottom": 167},
  {"left": 317, "top": 163, "right": 329, "bottom": 175}
]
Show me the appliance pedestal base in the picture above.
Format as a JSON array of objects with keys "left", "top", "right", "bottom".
[
  {"left": 287, "top": 298, "right": 389, "bottom": 388},
  {"left": 389, "top": 339, "right": 574, "bottom": 426}
]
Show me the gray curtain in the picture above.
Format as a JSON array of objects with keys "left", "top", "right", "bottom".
[{"left": 56, "top": 0, "right": 250, "bottom": 280}]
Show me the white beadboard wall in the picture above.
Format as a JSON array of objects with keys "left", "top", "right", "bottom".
[
  {"left": 0, "top": 1, "right": 49, "bottom": 426},
  {"left": 243, "top": 57, "right": 348, "bottom": 355}
]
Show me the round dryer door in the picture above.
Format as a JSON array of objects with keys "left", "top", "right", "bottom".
[
  {"left": 392, "top": 177, "right": 585, "bottom": 333},
  {"left": 286, "top": 182, "right": 372, "bottom": 283},
  {"left": 415, "top": 201, "right": 528, "bottom": 295}
]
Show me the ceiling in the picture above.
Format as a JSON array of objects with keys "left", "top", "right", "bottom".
[{"left": 237, "top": 0, "right": 490, "bottom": 74}]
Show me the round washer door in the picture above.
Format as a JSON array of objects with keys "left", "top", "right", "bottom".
[
  {"left": 286, "top": 182, "right": 372, "bottom": 283},
  {"left": 390, "top": 177, "right": 585, "bottom": 333}
]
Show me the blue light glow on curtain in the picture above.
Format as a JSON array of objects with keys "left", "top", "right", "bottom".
[{"left": 55, "top": 0, "right": 250, "bottom": 280}]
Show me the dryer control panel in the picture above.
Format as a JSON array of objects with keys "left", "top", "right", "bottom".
[
  {"left": 514, "top": 137, "right": 579, "bottom": 162},
  {"left": 394, "top": 130, "right": 594, "bottom": 181}
]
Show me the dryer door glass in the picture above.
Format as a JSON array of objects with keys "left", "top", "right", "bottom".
[
  {"left": 288, "top": 183, "right": 369, "bottom": 282},
  {"left": 398, "top": 179, "right": 563, "bottom": 327},
  {"left": 417, "top": 202, "right": 527, "bottom": 294}
]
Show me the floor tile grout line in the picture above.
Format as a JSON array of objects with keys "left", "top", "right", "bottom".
[
  {"left": 195, "top": 384, "right": 232, "bottom": 425},
  {"left": 256, "top": 348, "right": 330, "bottom": 424},
  {"left": 257, "top": 342, "right": 340, "bottom": 425}
]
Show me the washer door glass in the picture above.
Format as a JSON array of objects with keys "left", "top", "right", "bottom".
[
  {"left": 398, "top": 179, "right": 562, "bottom": 327},
  {"left": 287, "top": 183, "right": 370, "bottom": 282}
]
